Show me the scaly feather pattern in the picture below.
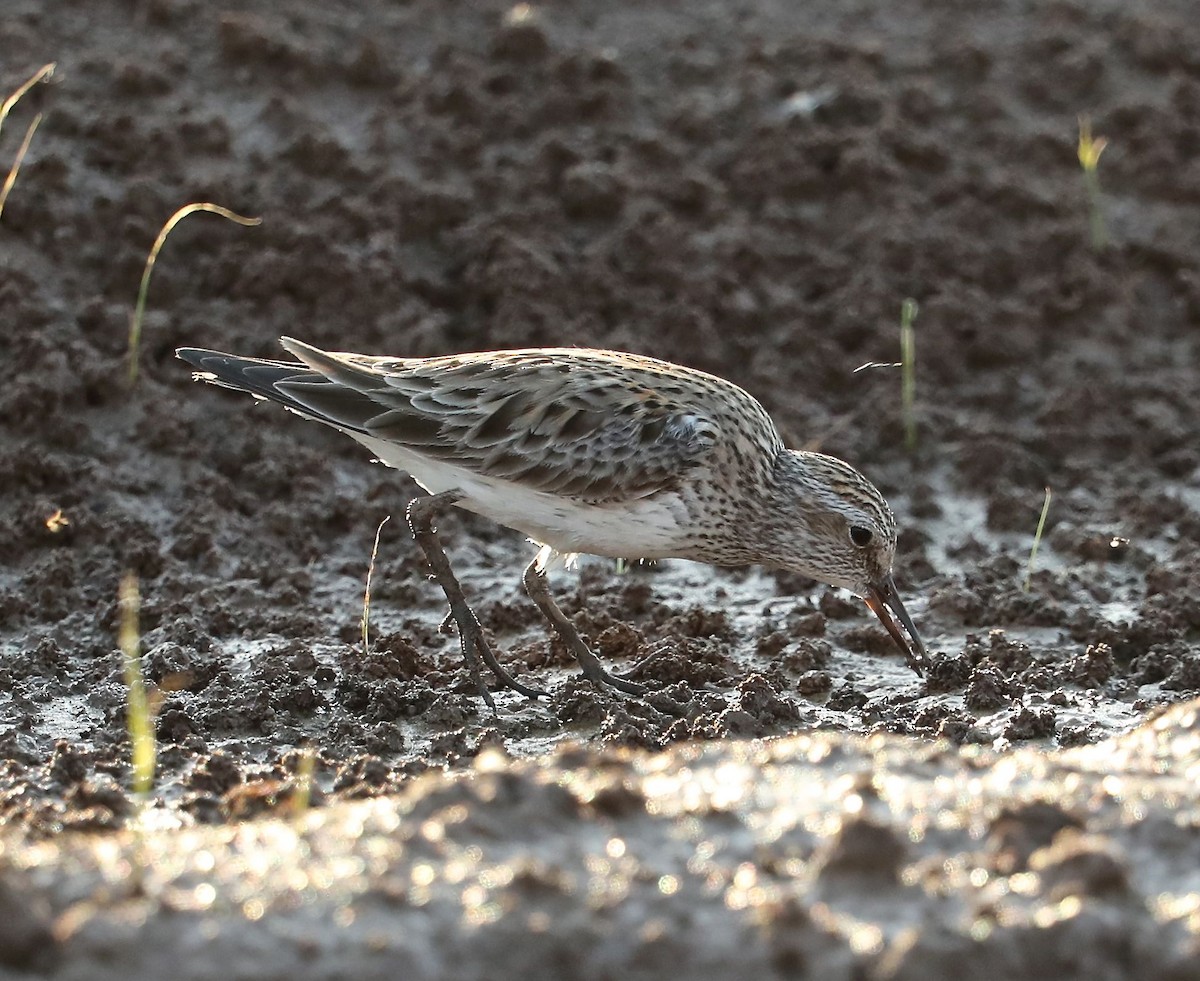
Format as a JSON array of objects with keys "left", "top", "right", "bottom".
[{"left": 178, "top": 336, "right": 928, "bottom": 695}]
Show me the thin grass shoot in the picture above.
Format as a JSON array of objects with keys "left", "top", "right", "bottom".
[
  {"left": 0, "top": 63, "right": 54, "bottom": 221},
  {"left": 1023, "top": 487, "right": 1053, "bottom": 593},
  {"left": 118, "top": 572, "right": 157, "bottom": 797},
  {"left": 361, "top": 515, "right": 391, "bottom": 654},
  {"left": 290, "top": 747, "right": 317, "bottom": 819},
  {"left": 900, "top": 298, "right": 918, "bottom": 452},
  {"left": 1077, "top": 115, "right": 1109, "bottom": 251},
  {"left": 127, "top": 203, "right": 261, "bottom": 386}
]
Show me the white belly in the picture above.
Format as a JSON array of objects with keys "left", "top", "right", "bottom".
[{"left": 353, "top": 433, "right": 691, "bottom": 559}]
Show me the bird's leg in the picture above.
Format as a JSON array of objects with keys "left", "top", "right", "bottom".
[
  {"left": 521, "top": 556, "right": 646, "bottom": 696},
  {"left": 406, "top": 491, "right": 546, "bottom": 704}
]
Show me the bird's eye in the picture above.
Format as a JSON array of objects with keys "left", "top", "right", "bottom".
[{"left": 849, "top": 526, "right": 873, "bottom": 547}]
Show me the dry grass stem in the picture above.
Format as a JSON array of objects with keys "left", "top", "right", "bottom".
[
  {"left": 361, "top": 515, "right": 392, "bottom": 653},
  {"left": 0, "top": 63, "right": 55, "bottom": 221},
  {"left": 127, "top": 203, "right": 262, "bottom": 385}
]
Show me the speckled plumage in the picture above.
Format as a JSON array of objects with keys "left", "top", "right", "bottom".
[{"left": 178, "top": 337, "right": 927, "bottom": 700}]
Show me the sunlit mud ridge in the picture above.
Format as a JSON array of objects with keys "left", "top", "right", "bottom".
[{"left": 4, "top": 698, "right": 1197, "bottom": 979}]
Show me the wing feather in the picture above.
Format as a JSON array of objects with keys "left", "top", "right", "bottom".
[
  {"left": 275, "top": 338, "right": 725, "bottom": 502},
  {"left": 182, "top": 337, "right": 774, "bottom": 504}
]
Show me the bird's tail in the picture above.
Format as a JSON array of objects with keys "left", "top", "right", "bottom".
[
  {"left": 176, "top": 344, "right": 385, "bottom": 434},
  {"left": 176, "top": 347, "right": 318, "bottom": 414}
]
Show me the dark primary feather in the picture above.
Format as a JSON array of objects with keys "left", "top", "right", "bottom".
[{"left": 176, "top": 348, "right": 382, "bottom": 432}]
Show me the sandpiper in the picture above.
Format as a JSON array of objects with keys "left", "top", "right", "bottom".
[{"left": 178, "top": 338, "right": 927, "bottom": 703}]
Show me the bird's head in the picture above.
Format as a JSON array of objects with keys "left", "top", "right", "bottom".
[{"left": 766, "top": 450, "right": 927, "bottom": 674}]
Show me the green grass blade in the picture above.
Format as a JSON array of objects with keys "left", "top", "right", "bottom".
[
  {"left": 900, "top": 298, "right": 918, "bottom": 451},
  {"left": 1023, "top": 487, "right": 1053, "bottom": 593},
  {"left": 1083, "top": 168, "right": 1108, "bottom": 251},
  {"left": 1077, "top": 115, "right": 1109, "bottom": 251}
]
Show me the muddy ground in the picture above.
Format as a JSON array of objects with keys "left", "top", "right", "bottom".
[{"left": 2, "top": 0, "right": 1199, "bottom": 976}]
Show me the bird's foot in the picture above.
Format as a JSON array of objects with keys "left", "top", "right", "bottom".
[
  {"left": 613, "top": 649, "right": 659, "bottom": 683},
  {"left": 576, "top": 653, "right": 647, "bottom": 696},
  {"left": 444, "top": 601, "right": 547, "bottom": 705},
  {"left": 408, "top": 490, "right": 545, "bottom": 706}
]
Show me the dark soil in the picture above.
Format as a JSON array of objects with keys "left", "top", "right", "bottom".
[{"left": 2, "top": 0, "right": 1199, "bottom": 975}]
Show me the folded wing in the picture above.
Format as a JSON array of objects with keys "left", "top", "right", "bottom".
[{"left": 178, "top": 338, "right": 723, "bottom": 503}]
